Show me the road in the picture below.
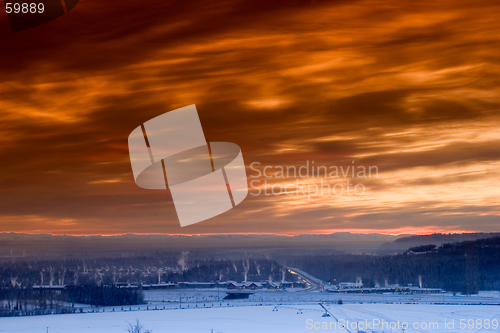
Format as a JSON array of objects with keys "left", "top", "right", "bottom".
[{"left": 287, "top": 267, "right": 326, "bottom": 291}]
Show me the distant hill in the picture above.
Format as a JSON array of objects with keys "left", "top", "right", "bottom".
[
  {"left": 0, "top": 232, "right": 401, "bottom": 259},
  {"left": 377, "top": 232, "right": 500, "bottom": 254},
  {"left": 2, "top": 232, "right": 499, "bottom": 259},
  {"left": 288, "top": 235, "right": 500, "bottom": 293}
]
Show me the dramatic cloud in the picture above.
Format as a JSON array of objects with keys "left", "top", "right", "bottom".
[{"left": 0, "top": 0, "right": 499, "bottom": 235}]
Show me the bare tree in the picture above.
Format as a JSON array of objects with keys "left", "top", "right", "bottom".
[{"left": 126, "top": 319, "right": 152, "bottom": 333}]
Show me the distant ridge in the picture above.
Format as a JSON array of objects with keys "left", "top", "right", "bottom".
[
  {"left": 379, "top": 232, "right": 500, "bottom": 254},
  {"left": 0, "top": 232, "right": 401, "bottom": 258},
  {"left": 1, "top": 232, "right": 499, "bottom": 258}
]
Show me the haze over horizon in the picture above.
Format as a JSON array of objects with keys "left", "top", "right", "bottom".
[
  {"left": 1, "top": 0, "right": 500, "bottom": 236},
  {"left": 0, "top": 230, "right": 492, "bottom": 237}
]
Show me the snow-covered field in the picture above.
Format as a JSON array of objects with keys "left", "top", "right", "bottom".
[
  {"left": 1, "top": 302, "right": 500, "bottom": 333},
  {"left": 145, "top": 289, "right": 500, "bottom": 306}
]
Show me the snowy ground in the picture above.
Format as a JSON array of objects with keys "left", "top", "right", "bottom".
[
  {"left": 1, "top": 301, "right": 500, "bottom": 332},
  {"left": 144, "top": 289, "right": 500, "bottom": 306},
  {"left": 1, "top": 291, "right": 500, "bottom": 332}
]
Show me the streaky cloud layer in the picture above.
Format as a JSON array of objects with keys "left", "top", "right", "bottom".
[{"left": 0, "top": 0, "right": 499, "bottom": 234}]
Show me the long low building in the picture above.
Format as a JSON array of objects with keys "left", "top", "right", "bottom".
[{"left": 327, "top": 286, "right": 443, "bottom": 294}]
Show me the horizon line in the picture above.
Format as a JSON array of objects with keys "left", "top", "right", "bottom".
[{"left": 0, "top": 229, "right": 491, "bottom": 237}]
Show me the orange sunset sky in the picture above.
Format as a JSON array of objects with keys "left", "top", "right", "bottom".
[{"left": 0, "top": 0, "right": 499, "bottom": 235}]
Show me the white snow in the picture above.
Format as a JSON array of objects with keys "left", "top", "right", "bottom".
[{"left": 1, "top": 303, "right": 500, "bottom": 333}]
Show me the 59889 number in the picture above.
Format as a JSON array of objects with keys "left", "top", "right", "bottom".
[{"left": 5, "top": 3, "right": 45, "bottom": 14}]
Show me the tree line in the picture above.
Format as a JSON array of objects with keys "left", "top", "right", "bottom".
[{"left": 286, "top": 236, "right": 500, "bottom": 294}]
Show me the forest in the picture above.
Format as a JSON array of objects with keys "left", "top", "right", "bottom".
[
  {"left": 287, "top": 236, "right": 500, "bottom": 294},
  {"left": 0, "top": 256, "right": 289, "bottom": 317},
  {"left": 0, "top": 256, "right": 290, "bottom": 288}
]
